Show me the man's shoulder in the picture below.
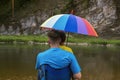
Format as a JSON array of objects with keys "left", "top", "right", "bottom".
[
  {"left": 37, "top": 49, "right": 51, "bottom": 56},
  {"left": 60, "top": 45, "right": 73, "bottom": 53}
]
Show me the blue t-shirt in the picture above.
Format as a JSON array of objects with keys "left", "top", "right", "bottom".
[{"left": 35, "top": 48, "right": 81, "bottom": 74}]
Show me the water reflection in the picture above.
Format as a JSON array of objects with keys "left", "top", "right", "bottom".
[
  {"left": 71, "top": 46, "right": 120, "bottom": 80},
  {"left": 0, "top": 44, "right": 119, "bottom": 80}
]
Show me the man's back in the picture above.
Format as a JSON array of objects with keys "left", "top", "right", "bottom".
[
  {"left": 36, "top": 48, "right": 74, "bottom": 69},
  {"left": 36, "top": 47, "right": 81, "bottom": 74}
]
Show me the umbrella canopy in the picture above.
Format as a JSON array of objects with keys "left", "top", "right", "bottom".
[{"left": 40, "top": 14, "right": 98, "bottom": 37}]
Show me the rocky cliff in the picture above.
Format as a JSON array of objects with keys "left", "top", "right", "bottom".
[
  {"left": 74, "top": 0, "right": 120, "bottom": 38},
  {"left": 0, "top": 0, "right": 120, "bottom": 38}
]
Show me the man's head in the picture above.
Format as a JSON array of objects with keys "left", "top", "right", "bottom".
[{"left": 47, "top": 30, "right": 61, "bottom": 44}]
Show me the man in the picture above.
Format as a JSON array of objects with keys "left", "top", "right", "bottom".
[{"left": 35, "top": 30, "right": 82, "bottom": 80}]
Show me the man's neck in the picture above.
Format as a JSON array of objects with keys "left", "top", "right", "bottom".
[{"left": 50, "top": 44, "right": 60, "bottom": 48}]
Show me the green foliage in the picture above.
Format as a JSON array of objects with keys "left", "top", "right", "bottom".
[
  {"left": 0, "top": 0, "right": 37, "bottom": 23},
  {"left": 0, "top": 35, "right": 119, "bottom": 46},
  {"left": 67, "top": 36, "right": 120, "bottom": 46},
  {"left": 0, "top": 35, "right": 47, "bottom": 43},
  {"left": 82, "top": 0, "right": 90, "bottom": 9},
  {"left": 61, "top": 0, "right": 75, "bottom": 13},
  {"left": 0, "top": 0, "right": 11, "bottom": 23},
  {"left": 0, "top": 35, "right": 120, "bottom": 46}
]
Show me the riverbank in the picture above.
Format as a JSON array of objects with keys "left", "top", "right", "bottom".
[{"left": 0, "top": 35, "right": 120, "bottom": 46}]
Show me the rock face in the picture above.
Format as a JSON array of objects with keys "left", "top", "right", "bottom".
[
  {"left": 74, "top": 0, "right": 119, "bottom": 37},
  {"left": 0, "top": 0, "right": 120, "bottom": 38}
]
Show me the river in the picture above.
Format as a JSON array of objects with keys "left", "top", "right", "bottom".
[{"left": 0, "top": 44, "right": 119, "bottom": 80}]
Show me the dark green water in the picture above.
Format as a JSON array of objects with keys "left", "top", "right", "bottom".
[{"left": 0, "top": 44, "right": 120, "bottom": 80}]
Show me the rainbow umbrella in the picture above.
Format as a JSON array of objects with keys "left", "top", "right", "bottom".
[{"left": 40, "top": 14, "right": 98, "bottom": 37}]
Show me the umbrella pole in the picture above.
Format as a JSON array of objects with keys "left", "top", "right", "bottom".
[{"left": 66, "top": 32, "right": 69, "bottom": 46}]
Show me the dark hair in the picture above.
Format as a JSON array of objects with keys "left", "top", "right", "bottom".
[
  {"left": 58, "top": 31, "right": 66, "bottom": 45},
  {"left": 47, "top": 30, "right": 61, "bottom": 42}
]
